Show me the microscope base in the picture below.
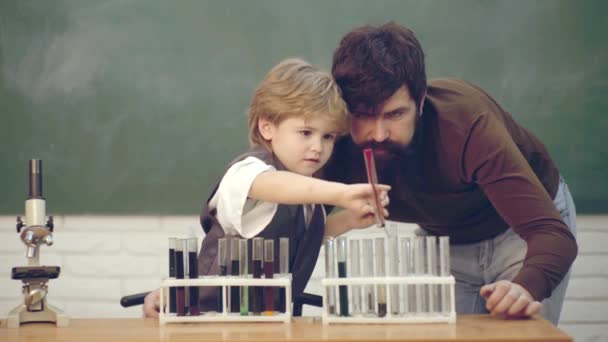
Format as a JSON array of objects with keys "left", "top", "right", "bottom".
[{"left": 7, "top": 301, "right": 69, "bottom": 328}]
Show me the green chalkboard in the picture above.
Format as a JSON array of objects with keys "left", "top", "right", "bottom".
[{"left": 1, "top": 0, "right": 606, "bottom": 214}]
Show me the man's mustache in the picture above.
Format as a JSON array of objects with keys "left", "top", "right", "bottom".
[{"left": 357, "top": 140, "right": 405, "bottom": 157}]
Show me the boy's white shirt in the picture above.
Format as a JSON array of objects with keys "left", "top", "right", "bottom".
[{"left": 208, "top": 156, "right": 319, "bottom": 238}]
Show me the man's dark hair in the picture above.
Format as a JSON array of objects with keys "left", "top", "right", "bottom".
[{"left": 332, "top": 22, "right": 427, "bottom": 115}]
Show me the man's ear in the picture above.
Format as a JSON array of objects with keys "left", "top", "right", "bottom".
[
  {"left": 419, "top": 91, "right": 427, "bottom": 116},
  {"left": 258, "top": 117, "right": 275, "bottom": 140}
]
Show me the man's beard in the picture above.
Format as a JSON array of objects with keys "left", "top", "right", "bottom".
[
  {"left": 355, "top": 118, "right": 423, "bottom": 171},
  {"left": 357, "top": 139, "right": 408, "bottom": 170}
]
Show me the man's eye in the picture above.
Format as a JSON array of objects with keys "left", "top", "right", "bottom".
[{"left": 387, "top": 111, "right": 404, "bottom": 119}]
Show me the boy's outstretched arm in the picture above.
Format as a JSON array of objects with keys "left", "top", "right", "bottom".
[{"left": 249, "top": 170, "right": 390, "bottom": 216}]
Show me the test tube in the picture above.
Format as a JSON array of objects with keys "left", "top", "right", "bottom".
[
  {"left": 175, "top": 239, "right": 185, "bottom": 316},
  {"left": 400, "top": 237, "right": 413, "bottom": 315},
  {"left": 168, "top": 238, "right": 177, "bottom": 314},
  {"left": 375, "top": 238, "right": 387, "bottom": 317},
  {"left": 278, "top": 237, "right": 289, "bottom": 313},
  {"left": 337, "top": 236, "right": 349, "bottom": 316},
  {"left": 264, "top": 239, "right": 275, "bottom": 315},
  {"left": 388, "top": 235, "right": 400, "bottom": 315},
  {"left": 230, "top": 237, "right": 240, "bottom": 313},
  {"left": 363, "top": 148, "right": 385, "bottom": 228},
  {"left": 187, "top": 237, "right": 199, "bottom": 316},
  {"left": 182, "top": 239, "right": 190, "bottom": 314},
  {"left": 324, "top": 237, "right": 336, "bottom": 315},
  {"left": 362, "top": 238, "right": 375, "bottom": 316},
  {"left": 413, "top": 236, "right": 427, "bottom": 314},
  {"left": 439, "top": 236, "right": 452, "bottom": 316},
  {"left": 251, "top": 237, "right": 263, "bottom": 315},
  {"left": 349, "top": 239, "right": 361, "bottom": 315},
  {"left": 217, "top": 238, "right": 227, "bottom": 312},
  {"left": 426, "top": 236, "right": 439, "bottom": 314},
  {"left": 239, "top": 239, "right": 249, "bottom": 316}
]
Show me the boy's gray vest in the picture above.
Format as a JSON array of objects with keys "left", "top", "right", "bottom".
[{"left": 197, "top": 147, "right": 325, "bottom": 311}]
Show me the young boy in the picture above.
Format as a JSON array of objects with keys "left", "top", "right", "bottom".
[{"left": 143, "top": 58, "right": 389, "bottom": 317}]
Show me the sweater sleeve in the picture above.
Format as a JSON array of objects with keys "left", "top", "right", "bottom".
[{"left": 461, "top": 112, "right": 577, "bottom": 300}]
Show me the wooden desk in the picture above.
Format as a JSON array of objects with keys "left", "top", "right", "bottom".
[{"left": 0, "top": 315, "right": 571, "bottom": 342}]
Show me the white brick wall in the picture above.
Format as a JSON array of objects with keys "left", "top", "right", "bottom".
[{"left": 1, "top": 215, "right": 606, "bottom": 341}]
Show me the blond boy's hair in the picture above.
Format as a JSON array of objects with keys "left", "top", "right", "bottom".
[{"left": 248, "top": 58, "right": 348, "bottom": 149}]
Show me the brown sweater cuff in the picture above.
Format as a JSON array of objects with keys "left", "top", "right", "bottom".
[{"left": 512, "top": 267, "right": 550, "bottom": 301}]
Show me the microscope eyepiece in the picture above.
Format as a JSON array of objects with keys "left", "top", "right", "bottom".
[{"left": 28, "top": 159, "right": 43, "bottom": 199}]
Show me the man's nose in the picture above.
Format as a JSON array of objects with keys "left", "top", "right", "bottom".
[{"left": 372, "top": 119, "right": 388, "bottom": 142}]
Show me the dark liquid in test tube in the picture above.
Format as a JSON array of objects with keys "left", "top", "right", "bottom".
[
  {"left": 175, "top": 247, "right": 185, "bottom": 316},
  {"left": 168, "top": 239, "right": 176, "bottom": 313},
  {"left": 252, "top": 259, "right": 263, "bottom": 314},
  {"left": 188, "top": 252, "right": 199, "bottom": 315},
  {"left": 338, "top": 261, "right": 349, "bottom": 316},
  {"left": 231, "top": 259, "right": 240, "bottom": 313},
  {"left": 264, "top": 260, "right": 274, "bottom": 315},
  {"left": 378, "top": 303, "right": 387, "bottom": 317},
  {"left": 337, "top": 237, "right": 349, "bottom": 317}
]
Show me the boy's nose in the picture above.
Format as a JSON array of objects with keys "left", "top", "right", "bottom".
[{"left": 310, "top": 137, "right": 323, "bottom": 152}]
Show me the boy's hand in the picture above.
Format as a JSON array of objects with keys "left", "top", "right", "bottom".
[
  {"left": 142, "top": 288, "right": 161, "bottom": 318},
  {"left": 480, "top": 280, "right": 542, "bottom": 319},
  {"left": 339, "top": 183, "right": 390, "bottom": 229}
]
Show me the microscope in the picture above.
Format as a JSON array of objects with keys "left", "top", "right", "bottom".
[{"left": 6, "top": 159, "right": 69, "bottom": 328}]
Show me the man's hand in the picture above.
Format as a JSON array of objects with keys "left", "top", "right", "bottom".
[
  {"left": 142, "top": 288, "right": 161, "bottom": 318},
  {"left": 480, "top": 280, "right": 542, "bottom": 319}
]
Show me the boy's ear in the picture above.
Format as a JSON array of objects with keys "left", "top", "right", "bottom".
[{"left": 258, "top": 117, "right": 275, "bottom": 140}]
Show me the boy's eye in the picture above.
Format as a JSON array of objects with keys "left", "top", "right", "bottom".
[
  {"left": 323, "top": 133, "right": 337, "bottom": 141},
  {"left": 299, "top": 130, "right": 312, "bottom": 136}
]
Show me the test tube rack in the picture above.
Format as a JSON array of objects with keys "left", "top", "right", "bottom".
[
  {"left": 158, "top": 274, "right": 292, "bottom": 324},
  {"left": 321, "top": 275, "right": 456, "bottom": 324}
]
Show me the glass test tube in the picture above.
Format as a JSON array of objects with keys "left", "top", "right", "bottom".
[
  {"left": 375, "top": 238, "right": 387, "bottom": 317},
  {"left": 413, "top": 236, "right": 427, "bottom": 314},
  {"left": 264, "top": 239, "right": 275, "bottom": 315},
  {"left": 251, "top": 237, "right": 263, "bottom": 315},
  {"left": 324, "top": 237, "right": 336, "bottom": 315},
  {"left": 168, "top": 238, "right": 177, "bottom": 314},
  {"left": 175, "top": 239, "right": 185, "bottom": 316},
  {"left": 337, "top": 236, "right": 349, "bottom": 316},
  {"left": 217, "top": 238, "right": 227, "bottom": 312},
  {"left": 187, "top": 237, "right": 199, "bottom": 316},
  {"left": 278, "top": 237, "right": 289, "bottom": 313},
  {"left": 349, "top": 239, "right": 361, "bottom": 315},
  {"left": 426, "top": 236, "right": 438, "bottom": 314},
  {"left": 439, "top": 236, "right": 452, "bottom": 315},
  {"left": 388, "top": 235, "right": 400, "bottom": 315},
  {"left": 362, "top": 238, "right": 375, "bottom": 316},
  {"left": 182, "top": 239, "right": 190, "bottom": 314},
  {"left": 239, "top": 239, "right": 249, "bottom": 315},
  {"left": 230, "top": 237, "right": 240, "bottom": 313},
  {"left": 400, "top": 237, "right": 413, "bottom": 315}
]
